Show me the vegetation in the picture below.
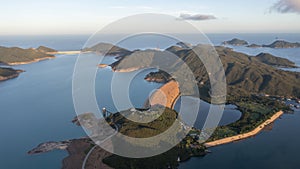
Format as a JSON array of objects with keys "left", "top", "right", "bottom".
[
  {"left": 0, "top": 46, "right": 55, "bottom": 65},
  {"left": 101, "top": 105, "right": 206, "bottom": 169},
  {"left": 247, "top": 44, "right": 262, "bottom": 48},
  {"left": 0, "top": 67, "right": 22, "bottom": 81},
  {"left": 144, "top": 70, "right": 172, "bottom": 83},
  {"left": 222, "top": 38, "right": 249, "bottom": 46},
  {"left": 255, "top": 52, "right": 298, "bottom": 68},
  {"left": 103, "top": 142, "right": 205, "bottom": 169},
  {"left": 137, "top": 45, "right": 300, "bottom": 99},
  {"left": 83, "top": 42, "right": 131, "bottom": 57},
  {"left": 262, "top": 40, "right": 300, "bottom": 48},
  {"left": 36, "top": 46, "right": 57, "bottom": 53},
  {"left": 112, "top": 106, "right": 177, "bottom": 138},
  {"left": 247, "top": 40, "right": 300, "bottom": 48},
  {"left": 208, "top": 95, "right": 291, "bottom": 141}
]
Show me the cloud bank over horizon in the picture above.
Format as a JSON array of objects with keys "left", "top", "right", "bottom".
[
  {"left": 179, "top": 13, "right": 217, "bottom": 21},
  {"left": 271, "top": 0, "right": 300, "bottom": 14}
]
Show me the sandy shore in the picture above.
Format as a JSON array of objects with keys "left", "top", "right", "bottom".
[
  {"left": 204, "top": 110, "right": 284, "bottom": 147},
  {"left": 98, "top": 64, "right": 109, "bottom": 68},
  {"left": 112, "top": 67, "right": 142, "bottom": 72},
  {"left": 148, "top": 80, "right": 180, "bottom": 109},
  {"left": 7, "top": 56, "right": 55, "bottom": 65},
  {"left": 46, "top": 51, "right": 84, "bottom": 55}
]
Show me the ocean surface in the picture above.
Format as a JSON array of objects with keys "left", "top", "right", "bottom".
[{"left": 0, "top": 33, "right": 299, "bottom": 169}]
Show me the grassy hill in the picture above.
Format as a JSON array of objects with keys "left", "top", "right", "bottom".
[
  {"left": 113, "top": 106, "right": 177, "bottom": 138},
  {"left": 111, "top": 44, "right": 300, "bottom": 99},
  {"left": 83, "top": 42, "right": 131, "bottom": 57},
  {"left": 173, "top": 45, "right": 300, "bottom": 99},
  {"left": 102, "top": 106, "right": 205, "bottom": 169},
  {"left": 255, "top": 52, "right": 298, "bottom": 68},
  {"left": 36, "top": 46, "right": 57, "bottom": 53},
  {"left": 0, "top": 46, "right": 55, "bottom": 65}
]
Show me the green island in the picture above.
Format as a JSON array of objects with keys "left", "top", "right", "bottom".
[
  {"left": 223, "top": 38, "right": 300, "bottom": 48},
  {"left": 222, "top": 38, "right": 249, "bottom": 46}
]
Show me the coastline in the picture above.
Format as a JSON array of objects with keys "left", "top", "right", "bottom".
[
  {"left": 204, "top": 110, "right": 284, "bottom": 147},
  {"left": 152, "top": 80, "right": 285, "bottom": 149},
  {"left": 7, "top": 56, "right": 55, "bottom": 65},
  {"left": 46, "top": 51, "right": 85, "bottom": 55},
  {"left": 0, "top": 69, "right": 24, "bottom": 81},
  {"left": 0, "top": 74, "right": 19, "bottom": 81}
]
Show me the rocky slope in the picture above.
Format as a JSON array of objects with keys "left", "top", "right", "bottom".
[{"left": 0, "top": 67, "right": 23, "bottom": 81}]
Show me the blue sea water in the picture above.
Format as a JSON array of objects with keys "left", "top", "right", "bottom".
[{"left": 0, "top": 33, "right": 299, "bottom": 169}]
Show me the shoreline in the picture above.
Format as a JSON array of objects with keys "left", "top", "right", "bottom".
[
  {"left": 0, "top": 69, "right": 23, "bottom": 81},
  {"left": 5, "top": 51, "right": 88, "bottom": 66},
  {"left": 204, "top": 110, "right": 284, "bottom": 147},
  {"left": 46, "top": 51, "right": 85, "bottom": 55},
  {"left": 153, "top": 80, "right": 286, "bottom": 149},
  {"left": 7, "top": 56, "right": 55, "bottom": 65}
]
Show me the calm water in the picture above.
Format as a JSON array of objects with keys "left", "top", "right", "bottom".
[
  {"left": 0, "top": 34, "right": 299, "bottom": 169},
  {"left": 179, "top": 108, "right": 300, "bottom": 169}
]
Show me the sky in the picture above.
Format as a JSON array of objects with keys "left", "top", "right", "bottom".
[{"left": 0, "top": 0, "right": 300, "bottom": 35}]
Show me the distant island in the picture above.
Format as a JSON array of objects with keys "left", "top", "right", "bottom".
[
  {"left": 262, "top": 40, "right": 300, "bottom": 48},
  {"left": 0, "top": 46, "right": 56, "bottom": 65},
  {"left": 223, "top": 38, "right": 300, "bottom": 48},
  {"left": 222, "top": 38, "right": 249, "bottom": 46},
  {"left": 248, "top": 40, "right": 300, "bottom": 48}
]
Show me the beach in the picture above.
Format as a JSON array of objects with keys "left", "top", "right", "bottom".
[
  {"left": 46, "top": 51, "right": 83, "bottom": 55},
  {"left": 7, "top": 56, "right": 55, "bottom": 65},
  {"left": 204, "top": 110, "right": 284, "bottom": 147}
]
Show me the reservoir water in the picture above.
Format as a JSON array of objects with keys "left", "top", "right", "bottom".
[{"left": 0, "top": 34, "right": 299, "bottom": 169}]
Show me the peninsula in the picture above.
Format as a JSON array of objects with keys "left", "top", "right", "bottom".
[
  {"left": 0, "top": 67, "right": 23, "bottom": 81},
  {"left": 255, "top": 52, "right": 298, "bottom": 68},
  {"left": 204, "top": 110, "right": 284, "bottom": 147},
  {"left": 0, "top": 46, "right": 56, "bottom": 65},
  {"left": 222, "top": 39, "right": 300, "bottom": 48},
  {"left": 27, "top": 42, "right": 298, "bottom": 169},
  {"left": 262, "top": 40, "right": 300, "bottom": 48},
  {"left": 247, "top": 40, "right": 300, "bottom": 48}
]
